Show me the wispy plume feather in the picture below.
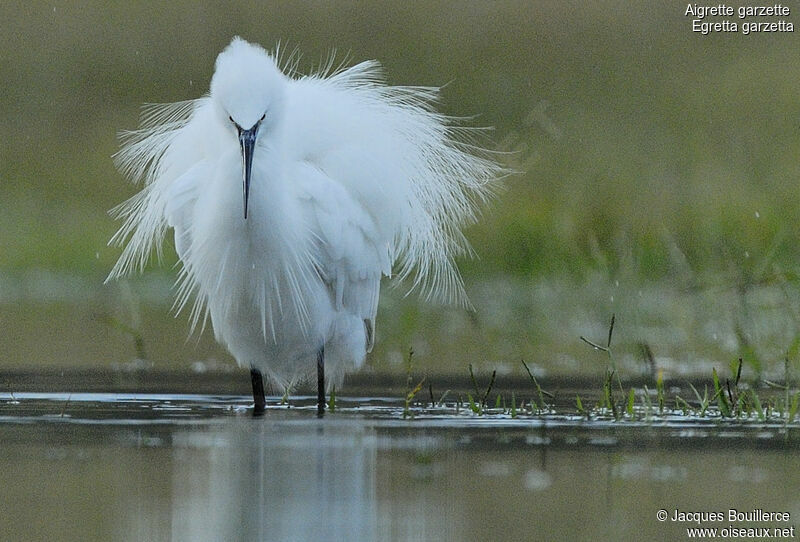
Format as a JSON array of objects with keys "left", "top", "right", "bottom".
[{"left": 107, "top": 38, "right": 507, "bottom": 387}]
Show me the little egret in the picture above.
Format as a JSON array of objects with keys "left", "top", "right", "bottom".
[{"left": 108, "top": 37, "right": 504, "bottom": 415}]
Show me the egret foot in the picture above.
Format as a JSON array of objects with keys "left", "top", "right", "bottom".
[
  {"left": 316, "top": 347, "right": 325, "bottom": 418},
  {"left": 251, "top": 367, "right": 266, "bottom": 416}
]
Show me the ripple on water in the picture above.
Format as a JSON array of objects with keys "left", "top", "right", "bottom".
[{"left": 0, "top": 392, "right": 797, "bottom": 452}]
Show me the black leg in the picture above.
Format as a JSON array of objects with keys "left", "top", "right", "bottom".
[
  {"left": 316, "top": 346, "right": 325, "bottom": 417},
  {"left": 251, "top": 367, "right": 266, "bottom": 416}
]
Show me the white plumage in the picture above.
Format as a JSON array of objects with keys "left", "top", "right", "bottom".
[{"left": 108, "top": 37, "right": 503, "bottom": 405}]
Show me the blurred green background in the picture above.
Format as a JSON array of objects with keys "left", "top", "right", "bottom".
[{"left": 1, "top": 1, "right": 799, "bottom": 383}]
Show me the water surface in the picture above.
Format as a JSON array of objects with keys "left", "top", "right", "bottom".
[{"left": 2, "top": 391, "right": 798, "bottom": 541}]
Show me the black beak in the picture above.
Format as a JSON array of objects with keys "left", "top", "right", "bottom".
[{"left": 238, "top": 125, "right": 258, "bottom": 219}]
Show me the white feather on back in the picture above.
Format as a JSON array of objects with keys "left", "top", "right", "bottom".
[{"left": 283, "top": 60, "right": 503, "bottom": 307}]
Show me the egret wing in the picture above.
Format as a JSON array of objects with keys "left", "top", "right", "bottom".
[{"left": 294, "top": 162, "right": 390, "bottom": 351}]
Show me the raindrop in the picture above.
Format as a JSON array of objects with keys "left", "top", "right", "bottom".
[{"left": 523, "top": 468, "right": 553, "bottom": 491}]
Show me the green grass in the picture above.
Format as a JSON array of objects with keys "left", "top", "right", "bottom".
[
  {"left": 402, "top": 348, "right": 426, "bottom": 419},
  {"left": 327, "top": 385, "right": 337, "bottom": 413},
  {"left": 397, "top": 318, "right": 800, "bottom": 423},
  {"left": 398, "top": 358, "right": 800, "bottom": 424}
]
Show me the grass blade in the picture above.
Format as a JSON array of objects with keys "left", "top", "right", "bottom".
[{"left": 713, "top": 368, "right": 731, "bottom": 417}]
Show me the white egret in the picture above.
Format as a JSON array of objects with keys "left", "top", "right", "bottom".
[{"left": 108, "top": 37, "right": 504, "bottom": 415}]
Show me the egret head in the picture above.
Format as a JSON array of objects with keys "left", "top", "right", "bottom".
[{"left": 210, "top": 37, "right": 286, "bottom": 219}]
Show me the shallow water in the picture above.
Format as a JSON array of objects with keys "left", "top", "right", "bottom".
[{"left": 2, "top": 391, "right": 799, "bottom": 541}]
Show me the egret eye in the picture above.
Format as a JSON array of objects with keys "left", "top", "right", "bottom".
[{"left": 228, "top": 115, "right": 242, "bottom": 134}]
